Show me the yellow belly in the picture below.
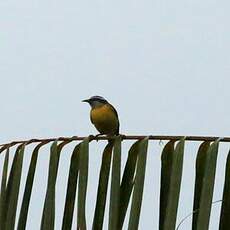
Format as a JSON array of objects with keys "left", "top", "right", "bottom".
[{"left": 90, "top": 104, "right": 119, "bottom": 135}]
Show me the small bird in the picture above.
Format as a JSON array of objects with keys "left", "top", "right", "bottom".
[{"left": 82, "top": 96, "right": 119, "bottom": 136}]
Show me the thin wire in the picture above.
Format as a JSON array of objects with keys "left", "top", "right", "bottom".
[{"left": 176, "top": 200, "right": 223, "bottom": 230}]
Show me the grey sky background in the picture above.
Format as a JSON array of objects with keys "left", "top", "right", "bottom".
[{"left": 1, "top": 0, "right": 230, "bottom": 229}]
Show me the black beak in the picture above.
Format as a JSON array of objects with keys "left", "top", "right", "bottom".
[{"left": 82, "top": 99, "right": 90, "bottom": 103}]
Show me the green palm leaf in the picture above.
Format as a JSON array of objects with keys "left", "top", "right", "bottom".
[
  {"left": 118, "top": 140, "right": 141, "bottom": 229},
  {"left": 196, "top": 139, "right": 220, "bottom": 230},
  {"left": 159, "top": 140, "right": 175, "bottom": 230},
  {"left": 128, "top": 137, "right": 149, "bottom": 230},
  {"left": 77, "top": 137, "right": 90, "bottom": 230},
  {"left": 61, "top": 143, "right": 81, "bottom": 230},
  {"left": 5, "top": 144, "right": 25, "bottom": 230},
  {"left": 17, "top": 142, "right": 48, "bottom": 230},
  {"left": 109, "top": 136, "right": 122, "bottom": 230},
  {"left": 161, "top": 138, "right": 185, "bottom": 230},
  {"left": 192, "top": 141, "right": 210, "bottom": 229},
  {"left": 41, "top": 140, "right": 70, "bottom": 230},
  {"left": 93, "top": 142, "right": 113, "bottom": 230},
  {"left": 0, "top": 148, "right": 9, "bottom": 227},
  {"left": 219, "top": 149, "right": 230, "bottom": 229}
]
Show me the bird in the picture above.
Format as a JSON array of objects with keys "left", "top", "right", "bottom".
[{"left": 82, "top": 96, "right": 119, "bottom": 136}]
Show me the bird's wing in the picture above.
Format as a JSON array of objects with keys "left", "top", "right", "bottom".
[
  {"left": 109, "top": 103, "right": 119, "bottom": 119},
  {"left": 109, "top": 103, "right": 120, "bottom": 134}
]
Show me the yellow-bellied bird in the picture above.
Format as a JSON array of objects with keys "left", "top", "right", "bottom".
[{"left": 82, "top": 96, "right": 119, "bottom": 135}]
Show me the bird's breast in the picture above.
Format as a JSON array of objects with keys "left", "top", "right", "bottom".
[
  {"left": 91, "top": 104, "right": 116, "bottom": 123},
  {"left": 90, "top": 104, "right": 119, "bottom": 134}
]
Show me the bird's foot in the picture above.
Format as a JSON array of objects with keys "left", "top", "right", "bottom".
[
  {"left": 94, "top": 134, "right": 106, "bottom": 142},
  {"left": 119, "top": 134, "right": 126, "bottom": 140}
]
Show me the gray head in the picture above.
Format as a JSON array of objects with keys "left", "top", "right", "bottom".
[{"left": 82, "top": 96, "right": 108, "bottom": 108}]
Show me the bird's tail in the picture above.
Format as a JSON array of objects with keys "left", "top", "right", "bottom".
[{"left": 108, "top": 134, "right": 120, "bottom": 145}]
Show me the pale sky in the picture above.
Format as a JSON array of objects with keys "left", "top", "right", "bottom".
[{"left": 1, "top": 0, "right": 230, "bottom": 229}]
